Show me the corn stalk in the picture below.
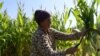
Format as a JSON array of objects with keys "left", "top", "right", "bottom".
[{"left": 72, "top": 0, "right": 100, "bottom": 55}]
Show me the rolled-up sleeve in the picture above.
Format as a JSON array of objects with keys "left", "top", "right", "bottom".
[
  {"left": 36, "top": 34, "right": 66, "bottom": 56},
  {"left": 51, "top": 28, "right": 85, "bottom": 40}
]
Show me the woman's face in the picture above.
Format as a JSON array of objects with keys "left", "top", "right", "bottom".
[{"left": 40, "top": 17, "right": 51, "bottom": 29}]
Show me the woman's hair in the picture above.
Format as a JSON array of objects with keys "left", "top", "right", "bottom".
[{"left": 34, "top": 10, "right": 50, "bottom": 25}]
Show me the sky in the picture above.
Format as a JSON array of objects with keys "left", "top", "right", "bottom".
[
  {"left": 1, "top": 0, "right": 74, "bottom": 18},
  {"left": 1, "top": 0, "right": 76, "bottom": 28},
  {"left": 0, "top": 0, "right": 100, "bottom": 28}
]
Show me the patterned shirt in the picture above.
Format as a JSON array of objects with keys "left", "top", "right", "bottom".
[{"left": 31, "top": 28, "right": 84, "bottom": 56}]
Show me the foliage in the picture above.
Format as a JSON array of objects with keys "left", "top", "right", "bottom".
[
  {"left": 0, "top": 0, "right": 100, "bottom": 56},
  {"left": 72, "top": 0, "right": 100, "bottom": 55}
]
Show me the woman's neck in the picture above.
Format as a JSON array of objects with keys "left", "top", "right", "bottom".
[{"left": 39, "top": 27, "right": 49, "bottom": 33}]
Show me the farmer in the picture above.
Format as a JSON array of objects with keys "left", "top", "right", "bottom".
[{"left": 31, "top": 10, "right": 89, "bottom": 56}]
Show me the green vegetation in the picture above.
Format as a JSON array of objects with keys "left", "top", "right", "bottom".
[{"left": 0, "top": 0, "right": 100, "bottom": 56}]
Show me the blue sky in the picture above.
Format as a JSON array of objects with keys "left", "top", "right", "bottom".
[
  {"left": 1, "top": 0, "right": 100, "bottom": 28},
  {"left": 1, "top": 0, "right": 76, "bottom": 28},
  {"left": 1, "top": 0, "right": 74, "bottom": 18}
]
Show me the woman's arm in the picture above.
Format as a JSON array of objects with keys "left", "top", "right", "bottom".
[
  {"left": 51, "top": 28, "right": 88, "bottom": 40},
  {"left": 36, "top": 34, "right": 78, "bottom": 56},
  {"left": 36, "top": 34, "right": 67, "bottom": 56}
]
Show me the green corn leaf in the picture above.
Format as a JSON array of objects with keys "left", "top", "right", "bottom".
[
  {"left": 18, "top": 13, "right": 23, "bottom": 26},
  {"left": 0, "top": 2, "right": 3, "bottom": 9},
  {"left": 0, "top": 13, "right": 2, "bottom": 19},
  {"left": 63, "top": 8, "right": 71, "bottom": 24},
  {"left": 96, "top": 0, "right": 100, "bottom": 5}
]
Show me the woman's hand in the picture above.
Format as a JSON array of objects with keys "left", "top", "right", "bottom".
[
  {"left": 65, "top": 47, "right": 78, "bottom": 54},
  {"left": 81, "top": 28, "right": 91, "bottom": 36}
]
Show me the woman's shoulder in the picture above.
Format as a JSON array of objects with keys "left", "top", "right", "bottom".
[
  {"left": 49, "top": 28, "right": 56, "bottom": 31},
  {"left": 32, "top": 29, "right": 45, "bottom": 42},
  {"left": 49, "top": 28, "right": 58, "bottom": 33},
  {"left": 33, "top": 29, "right": 44, "bottom": 37}
]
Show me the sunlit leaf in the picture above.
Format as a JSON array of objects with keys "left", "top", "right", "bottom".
[{"left": 0, "top": 2, "right": 3, "bottom": 9}]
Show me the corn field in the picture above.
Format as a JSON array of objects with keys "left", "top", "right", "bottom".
[{"left": 0, "top": 0, "right": 100, "bottom": 56}]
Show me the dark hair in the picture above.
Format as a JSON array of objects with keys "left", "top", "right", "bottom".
[{"left": 34, "top": 10, "right": 50, "bottom": 25}]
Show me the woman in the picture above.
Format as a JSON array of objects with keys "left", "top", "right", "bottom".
[{"left": 31, "top": 10, "right": 89, "bottom": 56}]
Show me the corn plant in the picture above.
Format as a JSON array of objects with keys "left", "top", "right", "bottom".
[
  {"left": 72, "top": 0, "right": 100, "bottom": 55},
  {"left": 0, "top": 2, "right": 37, "bottom": 56},
  {"left": 51, "top": 8, "right": 73, "bottom": 50},
  {"left": 0, "top": 0, "right": 100, "bottom": 56}
]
